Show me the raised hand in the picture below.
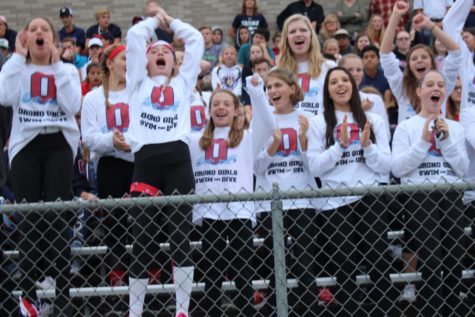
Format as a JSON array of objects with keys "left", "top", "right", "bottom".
[
  {"left": 393, "top": 1, "right": 409, "bottom": 17},
  {"left": 422, "top": 114, "right": 437, "bottom": 143},
  {"left": 339, "top": 115, "right": 349, "bottom": 148},
  {"left": 361, "top": 121, "right": 371, "bottom": 148},
  {"left": 434, "top": 117, "right": 449, "bottom": 140},
  {"left": 113, "top": 129, "right": 131, "bottom": 152},
  {"left": 361, "top": 98, "right": 374, "bottom": 111},
  {"left": 412, "top": 13, "right": 435, "bottom": 31},
  {"left": 15, "top": 30, "right": 28, "bottom": 57}
]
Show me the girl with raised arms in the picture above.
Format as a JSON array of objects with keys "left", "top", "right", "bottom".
[
  {"left": 125, "top": 4, "right": 204, "bottom": 317},
  {"left": 380, "top": 1, "right": 462, "bottom": 123},
  {"left": 0, "top": 17, "right": 81, "bottom": 317}
]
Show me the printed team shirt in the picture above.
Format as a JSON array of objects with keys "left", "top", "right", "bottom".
[
  {"left": 81, "top": 86, "right": 133, "bottom": 163},
  {"left": 0, "top": 54, "right": 81, "bottom": 163},
  {"left": 125, "top": 17, "right": 204, "bottom": 153},
  {"left": 184, "top": 127, "right": 255, "bottom": 226},
  {"left": 211, "top": 64, "right": 243, "bottom": 96},
  {"left": 295, "top": 60, "right": 336, "bottom": 116},
  {"left": 307, "top": 111, "right": 391, "bottom": 210},
  {"left": 391, "top": 115, "right": 468, "bottom": 185},
  {"left": 189, "top": 91, "right": 209, "bottom": 133}
]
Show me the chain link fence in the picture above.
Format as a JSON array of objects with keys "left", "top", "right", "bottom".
[{"left": 1, "top": 182, "right": 475, "bottom": 316}]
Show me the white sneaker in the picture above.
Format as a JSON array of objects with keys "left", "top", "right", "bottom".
[
  {"left": 400, "top": 284, "right": 416, "bottom": 302},
  {"left": 35, "top": 276, "right": 56, "bottom": 290}
]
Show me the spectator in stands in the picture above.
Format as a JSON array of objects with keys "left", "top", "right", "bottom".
[
  {"left": 0, "top": 39, "right": 11, "bottom": 69},
  {"left": 211, "top": 47, "right": 243, "bottom": 97},
  {"left": 336, "top": 0, "right": 367, "bottom": 36},
  {"left": 359, "top": 45, "right": 392, "bottom": 106},
  {"left": 307, "top": 66, "right": 392, "bottom": 317},
  {"left": 431, "top": 38, "right": 447, "bottom": 71},
  {"left": 413, "top": 0, "right": 453, "bottom": 46},
  {"left": 240, "top": 54, "right": 270, "bottom": 106},
  {"left": 277, "top": 14, "right": 336, "bottom": 116},
  {"left": 462, "top": 27, "right": 475, "bottom": 51},
  {"left": 334, "top": 28, "right": 354, "bottom": 55},
  {"left": 366, "top": 14, "right": 385, "bottom": 48},
  {"left": 317, "top": 14, "right": 341, "bottom": 47},
  {"left": 446, "top": 77, "right": 461, "bottom": 121},
  {"left": 200, "top": 26, "right": 222, "bottom": 72},
  {"left": 369, "top": 0, "right": 409, "bottom": 31},
  {"left": 184, "top": 88, "right": 270, "bottom": 317},
  {"left": 230, "top": 0, "right": 268, "bottom": 38},
  {"left": 248, "top": 68, "right": 321, "bottom": 316},
  {"left": 86, "top": 8, "right": 122, "bottom": 47},
  {"left": 81, "top": 44, "right": 133, "bottom": 309},
  {"left": 60, "top": 37, "right": 88, "bottom": 71},
  {"left": 212, "top": 26, "right": 225, "bottom": 52},
  {"left": 125, "top": 4, "right": 203, "bottom": 316},
  {"left": 354, "top": 33, "right": 372, "bottom": 56},
  {"left": 0, "top": 16, "right": 81, "bottom": 317},
  {"left": 339, "top": 54, "right": 390, "bottom": 133},
  {"left": 380, "top": 0, "right": 461, "bottom": 124},
  {"left": 235, "top": 25, "right": 250, "bottom": 51},
  {"left": 58, "top": 7, "right": 86, "bottom": 52},
  {"left": 323, "top": 38, "right": 342, "bottom": 61},
  {"left": 0, "top": 16, "right": 16, "bottom": 53},
  {"left": 277, "top": 0, "right": 325, "bottom": 32},
  {"left": 238, "top": 27, "right": 274, "bottom": 68},
  {"left": 391, "top": 70, "right": 468, "bottom": 316},
  {"left": 80, "top": 37, "right": 104, "bottom": 79},
  {"left": 393, "top": 30, "right": 411, "bottom": 71},
  {"left": 272, "top": 31, "right": 282, "bottom": 58},
  {"left": 81, "top": 62, "right": 102, "bottom": 96}
]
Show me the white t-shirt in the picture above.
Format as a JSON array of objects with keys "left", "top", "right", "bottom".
[
  {"left": 211, "top": 64, "right": 243, "bottom": 96},
  {"left": 413, "top": 0, "right": 453, "bottom": 19},
  {"left": 460, "top": 107, "right": 475, "bottom": 204}
]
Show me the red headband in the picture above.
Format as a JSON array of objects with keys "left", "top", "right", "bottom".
[
  {"left": 108, "top": 45, "right": 125, "bottom": 61},
  {"left": 146, "top": 40, "right": 175, "bottom": 54}
]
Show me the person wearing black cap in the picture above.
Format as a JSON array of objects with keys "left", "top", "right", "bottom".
[{"left": 58, "top": 7, "right": 86, "bottom": 52}]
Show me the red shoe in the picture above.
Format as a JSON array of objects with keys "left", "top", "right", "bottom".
[
  {"left": 176, "top": 312, "right": 188, "bottom": 317},
  {"left": 148, "top": 268, "right": 161, "bottom": 284},
  {"left": 108, "top": 269, "right": 126, "bottom": 286},
  {"left": 319, "top": 288, "right": 335, "bottom": 304},
  {"left": 253, "top": 289, "right": 267, "bottom": 309}
]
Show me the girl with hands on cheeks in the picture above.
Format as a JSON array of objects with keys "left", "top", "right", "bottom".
[
  {"left": 248, "top": 68, "right": 322, "bottom": 315},
  {"left": 380, "top": 0, "right": 461, "bottom": 123},
  {"left": 307, "top": 67, "right": 392, "bottom": 317},
  {"left": 391, "top": 70, "right": 469, "bottom": 316},
  {"left": 0, "top": 17, "right": 81, "bottom": 317}
]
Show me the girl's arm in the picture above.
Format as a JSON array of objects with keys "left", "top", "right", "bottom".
[
  {"left": 80, "top": 93, "right": 115, "bottom": 154},
  {"left": 460, "top": 107, "right": 475, "bottom": 150},
  {"left": 246, "top": 74, "right": 276, "bottom": 158},
  {"left": 380, "top": 1, "right": 409, "bottom": 53},
  {"left": 54, "top": 62, "right": 81, "bottom": 116},
  {"left": 173, "top": 19, "right": 205, "bottom": 92},
  {"left": 391, "top": 120, "right": 432, "bottom": 178},
  {"left": 0, "top": 53, "right": 25, "bottom": 107},
  {"left": 126, "top": 17, "right": 159, "bottom": 96},
  {"left": 362, "top": 113, "right": 391, "bottom": 174},
  {"left": 307, "top": 115, "right": 345, "bottom": 177},
  {"left": 211, "top": 66, "right": 220, "bottom": 90},
  {"left": 439, "top": 122, "right": 469, "bottom": 178}
]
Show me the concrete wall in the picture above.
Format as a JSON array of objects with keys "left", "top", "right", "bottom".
[{"left": 0, "top": 0, "right": 373, "bottom": 42}]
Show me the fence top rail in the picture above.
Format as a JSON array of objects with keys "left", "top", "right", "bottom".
[{"left": 1, "top": 182, "right": 474, "bottom": 214}]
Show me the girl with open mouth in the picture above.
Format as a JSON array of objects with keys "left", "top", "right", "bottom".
[{"left": 0, "top": 16, "right": 81, "bottom": 317}]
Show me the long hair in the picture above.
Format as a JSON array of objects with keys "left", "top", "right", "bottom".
[
  {"left": 241, "top": 0, "right": 258, "bottom": 16},
  {"left": 200, "top": 89, "right": 244, "bottom": 150},
  {"left": 277, "top": 14, "right": 326, "bottom": 78},
  {"left": 323, "top": 67, "right": 376, "bottom": 148},
  {"left": 267, "top": 68, "right": 304, "bottom": 106},
  {"left": 402, "top": 44, "right": 436, "bottom": 113},
  {"left": 100, "top": 43, "right": 123, "bottom": 108},
  {"left": 319, "top": 14, "right": 341, "bottom": 42},
  {"left": 367, "top": 14, "right": 385, "bottom": 46}
]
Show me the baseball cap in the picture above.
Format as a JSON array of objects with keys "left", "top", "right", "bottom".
[
  {"left": 0, "top": 16, "right": 8, "bottom": 26},
  {"left": 88, "top": 38, "right": 103, "bottom": 48},
  {"left": 59, "top": 7, "right": 73, "bottom": 17},
  {"left": 0, "top": 39, "right": 9, "bottom": 50},
  {"left": 335, "top": 29, "right": 350, "bottom": 37}
]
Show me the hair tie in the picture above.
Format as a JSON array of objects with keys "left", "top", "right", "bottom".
[{"left": 107, "top": 45, "right": 126, "bottom": 61}]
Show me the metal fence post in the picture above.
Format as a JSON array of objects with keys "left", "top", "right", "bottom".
[{"left": 271, "top": 183, "right": 288, "bottom": 317}]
